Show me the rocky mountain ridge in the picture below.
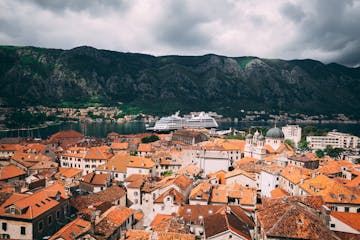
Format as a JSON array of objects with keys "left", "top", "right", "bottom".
[{"left": 1, "top": 45, "right": 359, "bottom": 117}]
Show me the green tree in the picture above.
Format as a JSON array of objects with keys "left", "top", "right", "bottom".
[
  {"left": 284, "top": 139, "right": 295, "bottom": 149},
  {"left": 298, "top": 140, "right": 309, "bottom": 150},
  {"left": 141, "top": 135, "right": 159, "bottom": 143},
  {"left": 327, "top": 147, "right": 344, "bottom": 159},
  {"left": 315, "top": 149, "right": 324, "bottom": 158}
]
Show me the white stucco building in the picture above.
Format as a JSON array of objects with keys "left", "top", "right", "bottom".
[
  {"left": 307, "top": 130, "right": 359, "bottom": 150},
  {"left": 282, "top": 125, "right": 302, "bottom": 147}
]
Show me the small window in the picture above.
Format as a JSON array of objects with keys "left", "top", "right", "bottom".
[
  {"left": 2, "top": 222, "right": 7, "bottom": 231},
  {"left": 56, "top": 210, "right": 60, "bottom": 219},
  {"left": 48, "top": 215, "right": 52, "bottom": 225},
  {"left": 20, "top": 226, "right": 26, "bottom": 235},
  {"left": 345, "top": 207, "right": 349, "bottom": 212},
  {"left": 330, "top": 223, "right": 335, "bottom": 228},
  {"left": 38, "top": 221, "right": 43, "bottom": 231}
]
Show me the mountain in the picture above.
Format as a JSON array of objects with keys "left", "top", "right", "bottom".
[{"left": 1, "top": 45, "right": 360, "bottom": 117}]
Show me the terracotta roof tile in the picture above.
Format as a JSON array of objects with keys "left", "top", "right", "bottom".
[
  {"left": 127, "top": 156, "right": 155, "bottom": 169},
  {"left": 210, "top": 184, "right": 256, "bottom": 206},
  {"left": 0, "top": 165, "right": 27, "bottom": 180},
  {"left": 138, "top": 143, "right": 153, "bottom": 152},
  {"left": 154, "top": 188, "right": 186, "bottom": 205},
  {"left": 204, "top": 210, "right": 251, "bottom": 240},
  {"left": 49, "top": 130, "right": 84, "bottom": 141},
  {"left": 280, "top": 165, "right": 313, "bottom": 184},
  {"left": 270, "top": 187, "right": 290, "bottom": 198},
  {"left": 189, "top": 182, "right": 212, "bottom": 201},
  {"left": 82, "top": 172, "right": 110, "bottom": 186},
  {"left": 235, "top": 157, "right": 259, "bottom": 166},
  {"left": 176, "top": 164, "right": 201, "bottom": 177},
  {"left": 150, "top": 215, "right": 189, "bottom": 234},
  {"left": 160, "top": 175, "right": 193, "bottom": 191},
  {"left": 300, "top": 174, "right": 360, "bottom": 204},
  {"left": 85, "top": 146, "right": 113, "bottom": 160},
  {"left": 0, "top": 144, "right": 23, "bottom": 152},
  {"left": 49, "top": 217, "right": 91, "bottom": 240},
  {"left": 150, "top": 214, "right": 173, "bottom": 227},
  {"left": 124, "top": 229, "right": 152, "bottom": 240},
  {"left": 257, "top": 196, "right": 338, "bottom": 240},
  {"left": 96, "top": 153, "right": 131, "bottom": 173},
  {"left": 70, "top": 185, "right": 126, "bottom": 212},
  {"left": 225, "top": 168, "right": 255, "bottom": 180},
  {"left": 57, "top": 167, "right": 83, "bottom": 179},
  {"left": 0, "top": 183, "right": 68, "bottom": 220},
  {"left": 110, "top": 142, "right": 128, "bottom": 150},
  {"left": 331, "top": 212, "right": 360, "bottom": 232}
]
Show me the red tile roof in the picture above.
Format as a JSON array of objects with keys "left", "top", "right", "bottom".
[
  {"left": 57, "top": 167, "right": 83, "bottom": 179},
  {"left": 137, "top": 143, "right": 153, "bottom": 152},
  {"left": 50, "top": 217, "right": 91, "bottom": 240},
  {"left": 85, "top": 146, "right": 113, "bottom": 160},
  {"left": 0, "top": 165, "right": 26, "bottom": 181},
  {"left": 49, "top": 130, "right": 84, "bottom": 141},
  {"left": 257, "top": 196, "right": 338, "bottom": 240},
  {"left": 154, "top": 188, "right": 186, "bottom": 205},
  {"left": 331, "top": 212, "right": 360, "bottom": 232},
  {"left": 0, "top": 183, "right": 68, "bottom": 220},
  {"left": 82, "top": 172, "right": 110, "bottom": 186},
  {"left": 127, "top": 156, "right": 155, "bottom": 169},
  {"left": 204, "top": 209, "right": 252, "bottom": 240}
]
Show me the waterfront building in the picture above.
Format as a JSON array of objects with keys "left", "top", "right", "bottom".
[{"left": 307, "top": 130, "right": 359, "bottom": 150}]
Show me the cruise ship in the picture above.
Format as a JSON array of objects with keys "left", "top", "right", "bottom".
[{"left": 147, "top": 111, "right": 218, "bottom": 132}]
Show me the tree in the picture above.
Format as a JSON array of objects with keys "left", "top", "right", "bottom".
[
  {"left": 284, "top": 139, "right": 295, "bottom": 149},
  {"left": 315, "top": 149, "right": 324, "bottom": 158},
  {"left": 327, "top": 147, "right": 344, "bottom": 159},
  {"left": 141, "top": 135, "right": 159, "bottom": 143},
  {"left": 298, "top": 140, "right": 309, "bottom": 150}
]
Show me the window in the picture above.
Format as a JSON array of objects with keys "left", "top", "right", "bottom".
[
  {"left": 330, "top": 223, "right": 335, "bottom": 228},
  {"left": 345, "top": 207, "right": 349, "bottom": 212},
  {"left": 38, "top": 221, "right": 43, "bottom": 231},
  {"left": 357, "top": 208, "right": 360, "bottom": 213},
  {"left": 56, "top": 210, "right": 60, "bottom": 219},
  {"left": 20, "top": 226, "right": 26, "bottom": 235},
  {"left": 134, "top": 191, "right": 138, "bottom": 196},
  {"left": 48, "top": 215, "right": 52, "bottom": 225},
  {"left": 2, "top": 222, "right": 7, "bottom": 231}
]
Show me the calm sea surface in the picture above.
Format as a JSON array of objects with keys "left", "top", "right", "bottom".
[{"left": 1, "top": 121, "right": 359, "bottom": 139}]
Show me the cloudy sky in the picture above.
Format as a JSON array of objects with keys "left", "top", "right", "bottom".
[{"left": 1, "top": 0, "right": 359, "bottom": 66}]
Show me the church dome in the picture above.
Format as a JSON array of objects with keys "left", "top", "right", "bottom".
[
  {"left": 258, "top": 134, "right": 265, "bottom": 141},
  {"left": 246, "top": 133, "right": 253, "bottom": 139},
  {"left": 265, "top": 127, "right": 284, "bottom": 139}
]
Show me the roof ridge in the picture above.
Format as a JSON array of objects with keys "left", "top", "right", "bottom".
[{"left": 266, "top": 204, "right": 296, "bottom": 235}]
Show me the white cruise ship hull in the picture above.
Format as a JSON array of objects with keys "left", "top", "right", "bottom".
[{"left": 147, "top": 111, "right": 218, "bottom": 132}]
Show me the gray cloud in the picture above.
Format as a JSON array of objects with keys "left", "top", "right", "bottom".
[
  {"left": 0, "top": 0, "right": 359, "bottom": 67},
  {"left": 154, "top": 1, "right": 212, "bottom": 48},
  {"left": 280, "top": 2, "right": 305, "bottom": 22},
  {"left": 18, "top": 0, "right": 128, "bottom": 15},
  {"left": 281, "top": 0, "right": 360, "bottom": 66}
]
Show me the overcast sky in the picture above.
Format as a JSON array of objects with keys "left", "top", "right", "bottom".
[{"left": 1, "top": 0, "right": 359, "bottom": 66}]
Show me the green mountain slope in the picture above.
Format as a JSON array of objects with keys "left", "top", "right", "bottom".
[{"left": 1, "top": 45, "right": 360, "bottom": 117}]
